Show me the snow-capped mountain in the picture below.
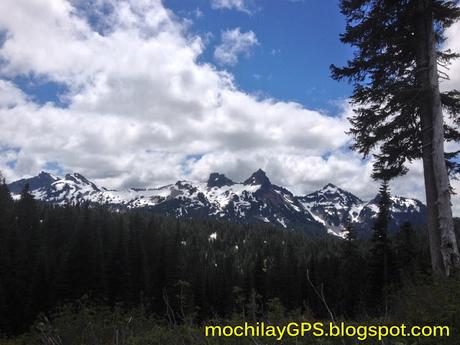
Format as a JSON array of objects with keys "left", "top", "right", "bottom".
[
  {"left": 299, "top": 183, "right": 363, "bottom": 234},
  {"left": 352, "top": 195, "right": 427, "bottom": 236},
  {"left": 299, "top": 183, "right": 427, "bottom": 236},
  {"left": 7, "top": 170, "right": 426, "bottom": 237}
]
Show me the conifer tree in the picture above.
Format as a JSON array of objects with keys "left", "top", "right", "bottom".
[
  {"left": 343, "top": 217, "right": 357, "bottom": 242},
  {"left": 341, "top": 219, "right": 363, "bottom": 317},
  {"left": 331, "top": 0, "right": 460, "bottom": 277},
  {"left": 367, "top": 180, "right": 391, "bottom": 315},
  {"left": 106, "top": 217, "right": 129, "bottom": 304},
  {"left": 0, "top": 172, "right": 13, "bottom": 333},
  {"left": 0, "top": 171, "right": 13, "bottom": 255},
  {"left": 395, "top": 221, "right": 417, "bottom": 280},
  {"left": 17, "top": 183, "right": 38, "bottom": 236}
]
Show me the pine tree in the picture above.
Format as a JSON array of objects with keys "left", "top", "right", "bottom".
[
  {"left": 331, "top": 0, "right": 460, "bottom": 277},
  {"left": 343, "top": 217, "right": 357, "bottom": 242},
  {"left": 395, "top": 221, "right": 417, "bottom": 280},
  {"left": 106, "top": 217, "right": 129, "bottom": 305},
  {"left": 16, "top": 183, "right": 38, "bottom": 235},
  {"left": 0, "top": 172, "right": 13, "bottom": 332},
  {"left": 0, "top": 171, "right": 13, "bottom": 256},
  {"left": 341, "top": 219, "right": 364, "bottom": 317},
  {"left": 59, "top": 205, "right": 103, "bottom": 300},
  {"left": 367, "top": 180, "right": 391, "bottom": 315}
]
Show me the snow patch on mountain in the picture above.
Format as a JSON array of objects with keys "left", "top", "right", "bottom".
[{"left": 7, "top": 170, "right": 426, "bottom": 237}]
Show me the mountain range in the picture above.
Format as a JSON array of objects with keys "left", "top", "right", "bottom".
[{"left": 7, "top": 169, "right": 427, "bottom": 237}]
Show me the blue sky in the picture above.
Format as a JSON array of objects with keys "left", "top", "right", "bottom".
[
  {"left": 6, "top": 0, "right": 353, "bottom": 114},
  {"left": 0, "top": 0, "right": 459, "bottom": 210},
  {"left": 164, "top": 0, "right": 353, "bottom": 114}
]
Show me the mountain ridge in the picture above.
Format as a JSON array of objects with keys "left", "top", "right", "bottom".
[{"left": 7, "top": 170, "right": 427, "bottom": 237}]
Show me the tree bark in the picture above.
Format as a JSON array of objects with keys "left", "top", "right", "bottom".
[{"left": 415, "top": 0, "right": 460, "bottom": 277}]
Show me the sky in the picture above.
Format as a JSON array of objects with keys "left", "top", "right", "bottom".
[{"left": 1, "top": 0, "right": 460, "bottom": 212}]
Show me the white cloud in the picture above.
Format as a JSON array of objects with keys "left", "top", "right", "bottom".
[
  {"left": 186, "top": 150, "right": 377, "bottom": 196},
  {"left": 193, "top": 7, "right": 203, "bottom": 18},
  {"left": 0, "top": 0, "right": 349, "bottom": 189},
  {"left": 210, "top": 0, "right": 250, "bottom": 13},
  {"left": 0, "top": 80, "right": 28, "bottom": 108},
  {"left": 214, "top": 28, "right": 258, "bottom": 66},
  {"left": 441, "top": 20, "right": 460, "bottom": 92},
  {"left": 0, "top": 0, "right": 457, "bottom": 215}
]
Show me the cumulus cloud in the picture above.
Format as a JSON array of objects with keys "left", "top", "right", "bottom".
[
  {"left": 441, "top": 20, "right": 460, "bottom": 92},
  {"left": 0, "top": 0, "right": 349, "bottom": 188},
  {"left": 0, "top": 0, "right": 458, "bottom": 214},
  {"left": 0, "top": 80, "right": 28, "bottom": 108},
  {"left": 214, "top": 28, "right": 258, "bottom": 66},
  {"left": 210, "top": 0, "right": 250, "bottom": 13}
]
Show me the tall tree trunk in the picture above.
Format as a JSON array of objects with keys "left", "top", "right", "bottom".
[{"left": 416, "top": 0, "right": 460, "bottom": 277}]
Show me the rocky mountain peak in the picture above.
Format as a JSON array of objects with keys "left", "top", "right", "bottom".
[
  {"left": 7, "top": 171, "right": 58, "bottom": 194},
  {"left": 243, "top": 169, "right": 271, "bottom": 186},
  {"left": 207, "top": 173, "right": 234, "bottom": 188},
  {"left": 38, "top": 171, "right": 56, "bottom": 178},
  {"left": 63, "top": 173, "right": 100, "bottom": 191},
  {"left": 306, "top": 183, "right": 363, "bottom": 206},
  {"left": 6, "top": 170, "right": 427, "bottom": 238},
  {"left": 322, "top": 183, "right": 338, "bottom": 190}
]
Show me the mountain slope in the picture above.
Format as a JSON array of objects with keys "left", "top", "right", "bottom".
[
  {"left": 299, "top": 184, "right": 427, "bottom": 236},
  {"left": 7, "top": 170, "right": 426, "bottom": 237},
  {"left": 298, "top": 183, "right": 363, "bottom": 235},
  {"left": 352, "top": 195, "right": 427, "bottom": 236}
]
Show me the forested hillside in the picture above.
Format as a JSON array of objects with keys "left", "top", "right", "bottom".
[{"left": 2, "top": 181, "right": 454, "bottom": 343}]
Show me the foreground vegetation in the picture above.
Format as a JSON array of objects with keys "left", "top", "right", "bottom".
[
  {"left": 1, "top": 182, "right": 460, "bottom": 344},
  {"left": 3, "top": 278, "right": 460, "bottom": 345}
]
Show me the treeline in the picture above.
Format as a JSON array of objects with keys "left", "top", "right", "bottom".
[{"left": 0, "top": 181, "right": 436, "bottom": 335}]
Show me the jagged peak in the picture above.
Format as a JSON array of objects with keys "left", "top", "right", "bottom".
[
  {"left": 175, "top": 180, "right": 195, "bottom": 189},
  {"left": 243, "top": 169, "right": 271, "bottom": 186},
  {"left": 6, "top": 169, "right": 426, "bottom": 236},
  {"left": 38, "top": 171, "right": 59, "bottom": 180},
  {"left": 7, "top": 171, "right": 59, "bottom": 194},
  {"left": 323, "top": 183, "right": 337, "bottom": 189},
  {"left": 319, "top": 183, "right": 356, "bottom": 196},
  {"left": 63, "top": 173, "right": 100, "bottom": 191},
  {"left": 65, "top": 173, "right": 87, "bottom": 183},
  {"left": 207, "top": 172, "right": 234, "bottom": 188},
  {"left": 303, "top": 183, "right": 363, "bottom": 205}
]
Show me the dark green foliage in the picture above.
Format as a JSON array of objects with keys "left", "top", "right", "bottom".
[
  {"left": 5, "top": 280, "right": 460, "bottom": 345},
  {"left": 366, "top": 180, "right": 396, "bottom": 314},
  {"left": 0, "top": 185, "right": 444, "bottom": 338},
  {"left": 0, "top": 176, "right": 14, "bottom": 332},
  {"left": 394, "top": 221, "right": 418, "bottom": 280},
  {"left": 393, "top": 277, "right": 460, "bottom": 344},
  {"left": 3, "top": 303, "right": 347, "bottom": 345},
  {"left": 331, "top": 0, "right": 460, "bottom": 179},
  {"left": 340, "top": 219, "right": 365, "bottom": 318}
]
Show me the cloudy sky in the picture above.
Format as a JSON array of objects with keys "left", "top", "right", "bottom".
[{"left": 1, "top": 0, "right": 460, "bottom": 211}]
